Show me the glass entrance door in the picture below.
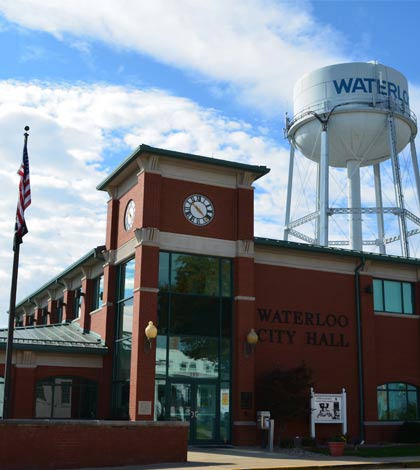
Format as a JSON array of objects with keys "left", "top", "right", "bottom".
[
  {"left": 168, "top": 381, "right": 217, "bottom": 443},
  {"left": 195, "top": 383, "right": 217, "bottom": 441}
]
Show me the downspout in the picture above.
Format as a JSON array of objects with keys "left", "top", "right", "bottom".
[{"left": 355, "top": 256, "right": 365, "bottom": 441}]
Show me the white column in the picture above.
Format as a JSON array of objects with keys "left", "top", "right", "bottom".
[
  {"left": 410, "top": 137, "right": 420, "bottom": 209},
  {"left": 310, "top": 387, "right": 315, "bottom": 439},
  {"left": 347, "top": 160, "right": 363, "bottom": 251},
  {"left": 373, "top": 164, "right": 386, "bottom": 254},
  {"left": 388, "top": 114, "right": 409, "bottom": 257},
  {"left": 315, "top": 162, "right": 321, "bottom": 244},
  {"left": 284, "top": 144, "right": 295, "bottom": 241},
  {"left": 342, "top": 388, "right": 347, "bottom": 435},
  {"left": 269, "top": 419, "right": 275, "bottom": 452},
  {"left": 319, "top": 127, "right": 329, "bottom": 246}
]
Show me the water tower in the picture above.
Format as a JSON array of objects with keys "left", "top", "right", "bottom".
[{"left": 284, "top": 62, "right": 420, "bottom": 257}]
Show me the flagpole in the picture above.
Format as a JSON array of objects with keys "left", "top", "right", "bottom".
[{"left": 3, "top": 127, "right": 30, "bottom": 419}]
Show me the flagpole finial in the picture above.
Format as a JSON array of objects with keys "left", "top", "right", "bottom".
[{"left": 24, "top": 126, "right": 30, "bottom": 133}]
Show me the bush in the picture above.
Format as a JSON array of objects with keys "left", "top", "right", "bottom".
[
  {"left": 397, "top": 421, "right": 420, "bottom": 443},
  {"left": 301, "top": 436, "right": 317, "bottom": 447},
  {"left": 280, "top": 437, "right": 294, "bottom": 448}
]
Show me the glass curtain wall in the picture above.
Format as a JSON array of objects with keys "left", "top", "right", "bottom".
[
  {"left": 111, "top": 258, "right": 135, "bottom": 419},
  {"left": 156, "top": 252, "right": 232, "bottom": 443}
]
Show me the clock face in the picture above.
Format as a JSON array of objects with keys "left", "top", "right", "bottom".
[
  {"left": 124, "top": 199, "right": 136, "bottom": 231},
  {"left": 183, "top": 194, "right": 214, "bottom": 226}
]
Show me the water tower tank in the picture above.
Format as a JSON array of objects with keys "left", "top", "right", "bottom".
[
  {"left": 289, "top": 62, "right": 416, "bottom": 167},
  {"left": 284, "top": 62, "right": 419, "bottom": 257}
]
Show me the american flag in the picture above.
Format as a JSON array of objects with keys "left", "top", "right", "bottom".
[{"left": 15, "top": 132, "right": 31, "bottom": 242}]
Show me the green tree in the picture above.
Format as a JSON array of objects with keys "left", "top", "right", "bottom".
[{"left": 256, "top": 363, "right": 313, "bottom": 444}]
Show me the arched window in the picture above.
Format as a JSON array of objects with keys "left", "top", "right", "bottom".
[
  {"left": 35, "top": 376, "right": 97, "bottom": 419},
  {"left": 377, "top": 383, "right": 419, "bottom": 421}
]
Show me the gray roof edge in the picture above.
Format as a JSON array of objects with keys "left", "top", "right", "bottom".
[
  {"left": 254, "top": 237, "right": 420, "bottom": 266},
  {"left": 15, "top": 245, "right": 106, "bottom": 311},
  {"left": 0, "top": 323, "right": 107, "bottom": 354},
  {"left": 97, "top": 144, "right": 270, "bottom": 191},
  {"left": 0, "top": 342, "right": 108, "bottom": 355}
]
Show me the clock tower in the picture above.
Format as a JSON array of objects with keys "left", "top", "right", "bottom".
[{"left": 98, "top": 144, "right": 269, "bottom": 445}]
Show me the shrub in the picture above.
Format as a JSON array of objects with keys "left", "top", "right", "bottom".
[
  {"left": 301, "top": 436, "right": 317, "bottom": 447},
  {"left": 280, "top": 437, "right": 294, "bottom": 448},
  {"left": 397, "top": 421, "right": 420, "bottom": 443}
]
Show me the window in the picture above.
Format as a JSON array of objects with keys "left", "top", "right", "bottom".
[
  {"left": 56, "top": 298, "right": 64, "bottom": 323},
  {"left": 377, "top": 383, "right": 419, "bottom": 421},
  {"left": 156, "top": 251, "right": 233, "bottom": 442},
  {"left": 373, "top": 279, "right": 414, "bottom": 315},
  {"left": 92, "top": 275, "right": 104, "bottom": 311},
  {"left": 112, "top": 258, "right": 135, "bottom": 419},
  {"left": 35, "top": 376, "right": 97, "bottom": 419},
  {"left": 74, "top": 288, "right": 82, "bottom": 319},
  {"left": 40, "top": 307, "right": 48, "bottom": 325}
]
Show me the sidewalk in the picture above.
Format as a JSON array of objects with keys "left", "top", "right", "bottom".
[{"left": 75, "top": 446, "right": 420, "bottom": 470}]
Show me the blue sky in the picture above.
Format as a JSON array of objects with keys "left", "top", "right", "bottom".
[{"left": 1, "top": 0, "right": 420, "bottom": 326}]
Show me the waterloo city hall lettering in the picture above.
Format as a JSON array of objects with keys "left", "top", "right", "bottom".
[
  {"left": 257, "top": 308, "right": 350, "bottom": 347},
  {"left": 333, "top": 77, "right": 409, "bottom": 106}
]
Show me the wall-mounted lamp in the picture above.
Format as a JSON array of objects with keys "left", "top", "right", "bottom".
[
  {"left": 244, "top": 328, "right": 258, "bottom": 357},
  {"left": 145, "top": 321, "right": 158, "bottom": 352}
]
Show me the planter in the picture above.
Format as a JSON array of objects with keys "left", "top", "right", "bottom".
[{"left": 328, "top": 441, "right": 345, "bottom": 457}]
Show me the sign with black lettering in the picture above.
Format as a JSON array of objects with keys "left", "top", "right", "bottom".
[
  {"left": 310, "top": 388, "right": 347, "bottom": 439},
  {"left": 313, "top": 394, "right": 343, "bottom": 423},
  {"left": 256, "top": 307, "right": 350, "bottom": 348}
]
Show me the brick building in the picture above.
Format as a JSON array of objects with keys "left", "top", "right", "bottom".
[{"left": 2, "top": 144, "right": 419, "bottom": 444}]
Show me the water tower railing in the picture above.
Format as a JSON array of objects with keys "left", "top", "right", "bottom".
[
  {"left": 285, "top": 207, "right": 420, "bottom": 248},
  {"left": 287, "top": 99, "right": 417, "bottom": 133}
]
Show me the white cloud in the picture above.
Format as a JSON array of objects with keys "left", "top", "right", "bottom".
[
  {"left": 0, "top": 0, "right": 345, "bottom": 112},
  {"left": 0, "top": 80, "right": 291, "bottom": 327},
  {"left": 1, "top": 0, "right": 420, "bottom": 330}
]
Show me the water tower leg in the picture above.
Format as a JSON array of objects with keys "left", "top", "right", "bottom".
[
  {"left": 347, "top": 160, "right": 363, "bottom": 251},
  {"left": 316, "top": 162, "right": 321, "bottom": 244},
  {"left": 319, "top": 127, "right": 329, "bottom": 246},
  {"left": 373, "top": 164, "right": 386, "bottom": 254},
  {"left": 388, "top": 114, "right": 409, "bottom": 257},
  {"left": 284, "top": 144, "right": 295, "bottom": 241},
  {"left": 410, "top": 137, "right": 420, "bottom": 209}
]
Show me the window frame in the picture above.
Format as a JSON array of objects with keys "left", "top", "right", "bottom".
[
  {"left": 373, "top": 278, "right": 415, "bottom": 315},
  {"left": 35, "top": 376, "right": 98, "bottom": 419},
  {"left": 111, "top": 257, "right": 135, "bottom": 419},
  {"left": 74, "top": 287, "right": 82, "bottom": 319},
  {"left": 56, "top": 297, "right": 64, "bottom": 323},
  {"left": 377, "top": 382, "right": 419, "bottom": 421},
  {"left": 92, "top": 275, "right": 104, "bottom": 311}
]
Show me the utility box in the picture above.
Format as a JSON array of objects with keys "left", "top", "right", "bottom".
[{"left": 257, "top": 411, "right": 270, "bottom": 430}]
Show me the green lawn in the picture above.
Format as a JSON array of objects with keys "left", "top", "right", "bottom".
[
  {"left": 313, "top": 445, "right": 420, "bottom": 458},
  {"left": 347, "top": 446, "right": 420, "bottom": 458}
]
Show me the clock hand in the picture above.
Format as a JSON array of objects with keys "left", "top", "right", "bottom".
[{"left": 192, "top": 202, "right": 204, "bottom": 216}]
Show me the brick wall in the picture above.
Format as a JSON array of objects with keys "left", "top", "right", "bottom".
[{"left": 0, "top": 420, "right": 188, "bottom": 470}]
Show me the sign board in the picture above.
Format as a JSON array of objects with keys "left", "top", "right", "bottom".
[
  {"left": 310, "top": 388, "right": 347, "bottom": 439},
  {"left": 313, "top": 394, "right": 343, "bottom": 423},
  {"left": 220, "top": 389, "right": 230, "bottom": 413},
  {"left": 138, "top": 400, "right": 152, "bottom": 415}
]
